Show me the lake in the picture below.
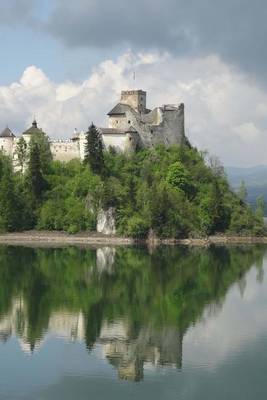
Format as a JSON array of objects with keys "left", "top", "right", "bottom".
[{"left": 0, "top": 244, "right": 266, "bottom": 399}]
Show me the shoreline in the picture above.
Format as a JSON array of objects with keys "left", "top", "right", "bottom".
[{"left": 0, "top": 231, "right": 267, "bottom": 247}]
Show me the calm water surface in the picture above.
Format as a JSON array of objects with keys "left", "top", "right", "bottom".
[{"left": 0, "top": 244, "right": 267, "bottom": 399}]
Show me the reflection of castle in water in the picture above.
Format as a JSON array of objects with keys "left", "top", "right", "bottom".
[
  {"left": 100, "top": 321, "right": 182, "bottom": 381},
  {"left": 0, "top": 298, "right": 42, "bottom": 353},
  {"left": 0, "top": 298, "right": 85, "bottom": 353},
  {"left": 0, "top": 299, "right": 183, "bottom": 381}
]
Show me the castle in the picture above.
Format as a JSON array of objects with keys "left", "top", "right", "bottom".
[{"left": 0, "top": 90, "right": 185, "bottom": 165}]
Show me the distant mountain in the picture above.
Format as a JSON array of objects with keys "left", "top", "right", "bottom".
[{"left": 225, "top": 165, "right": 267, "bottom": 213}]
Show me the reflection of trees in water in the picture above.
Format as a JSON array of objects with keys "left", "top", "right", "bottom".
[{"left": 0, "top": 244, "right": 265, "bottom": 379}]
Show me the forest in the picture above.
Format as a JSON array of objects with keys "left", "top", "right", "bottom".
[{"left": 0, "top": 124, "right": 265, "bottom": 238}]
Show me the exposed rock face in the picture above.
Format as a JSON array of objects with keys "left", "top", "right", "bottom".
[
  {"left": 96, "top": 247, "right": 116, "bottom": 273},
  {"left": 97, "top": 208, "right": 116, "bottom": 235}
]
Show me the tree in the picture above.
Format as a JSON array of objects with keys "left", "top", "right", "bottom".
[
  {"left": 166, "top": 161, "right": 195, "bottom": 197},
  {"left": 27, "top": 142, "right": 47, "bottom": 206},
  {"left": 29, "top": 132, "right": 52, "bottom": 173},
  {"left": 208, "top": 156, "right": 225, "bottom": 178},
  {"left": 255, "top": 195, "right": 265, "bottom": 220},
  {"left": 237, "top": 181, "right": 247, "bottom": 202},
  {"left": 0, "top": 160, "right": 18, "bottom": 231},
  {"left": 199, "top": 181, "right": 230, "bottom": 234},
  {"left": 15, "top": 137, "right": 27, "bottom": 172},
  {"left": 84, "top": 123, "right": 104, "bottom": 175}
]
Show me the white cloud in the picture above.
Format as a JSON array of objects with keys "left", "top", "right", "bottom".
[
  {"left": 183, "top": 261, "right": 267, "bottom": 370},
  {"left": 0, "top": 51, "right": 267, "bottom": 166},
  {"left": 233, "top": 122, "right": 262, "bottom": 144}
]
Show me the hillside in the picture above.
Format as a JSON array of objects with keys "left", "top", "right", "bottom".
[{"left": 0, "top": 134, "right": 265, "bottom": 238}]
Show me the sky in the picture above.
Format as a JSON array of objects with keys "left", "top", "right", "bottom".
[{"left": 0, "top": 0, "right": 267, "bottom": 166}]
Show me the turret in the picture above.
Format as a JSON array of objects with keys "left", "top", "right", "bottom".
[
  {"left": 22, "top": 119, "right": 45, "bottom": 144},
  {"left": 120, "top": 90, "right": 147, "bottom": 113},
  {"left": 0, "top": 126, "right": 15, "bottom": 156}
]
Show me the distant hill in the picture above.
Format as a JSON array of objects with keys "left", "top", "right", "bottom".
[{"left": 225, "top": 165, "right": 267, "bottom": 213}]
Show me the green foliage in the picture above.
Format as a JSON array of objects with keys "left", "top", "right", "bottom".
[
  {"left": 0, "top": 142, "right": 264, "bottom": 237},
  {"left": 255, "top": 195, "right": 265, "bottom": 220},
  {"left": 99, "top": 145, "right": 264, "bottom": 238},
  {"left": 122, "top": 215, "right": 149, "bottom": 238},
  {"left": 37, "top": 163, "right": 98, "bottom": 233},
  {"left": 0, "top": 159, "right": 18, "bottom": 231},
  {"left": 198, "top": 181, "right": 230, "bottom": 235},
  {"left": 252, "top": 195, "right": 266, "bottom": 235},
  {"left": 15, "top": 136, "right": 27, "bottom": 171},
  {"left": 0, "top": 154, "right": 33, "bottom": 231},
  {"left": 27, "top": 142, "right": 48, "bottom": 207},
  {"left": 166, "top": 161, "right": 195, "bottom": 197},
  {"left": 28, "top": 131, "right": 52, "bottom": 174},
  {"left": 237, "top": 180, "right": 248, "bottom": 202},
  {"left": 84, "top": 123, "right": 104, "bottom": 175}
]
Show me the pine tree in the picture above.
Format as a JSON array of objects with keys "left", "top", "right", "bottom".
[
  {"left": 84, "top": 123, "right": 104, "bottom": 175},
  {"left": 255, "top": 195, "right": 265, "bottom": 220},
  {"left": 30, "top": 131, "right": 52, "bottom": 173},
  {"left": 237, "top": 180, "right": 247, "bottom": 202},
  {"left": 27, "top": 143, "right": 47, "bottom": 205}
]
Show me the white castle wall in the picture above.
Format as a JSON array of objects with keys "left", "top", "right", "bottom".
[
  {"left": 0, "top": 136, "right": 85, "bottom": 165},
  {"left": 78, "top": 133, "right": 86, "bottom": 160},
  {"left": 108, "top": 115, "right": 129, "bottom": 130},
  {"left": 102, "top": 133, "right": 129, "bottom": 151},
  {"left": 50, "top": 140, "right": 80, "bottom": 162},
  {"left": 0, "top": 137, "right": 14, "bottom": 157}
]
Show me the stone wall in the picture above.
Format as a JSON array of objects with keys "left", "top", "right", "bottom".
[
  {"left": 50, "top": 140, "right": 80, "bottom": 162},
  {"left": 108, "top": 115, "right": 129, "bottom": 130},
  {"left": 120, "top": 90, "right": 147, "bottom": 113},
  {"left": 0, "top": 137, "right": 14, "bottom": 157},
  {"left": 101, "top": 132, "right": 138, "bottom": 152},
  {"left": 117, "top": 103, "right": 185, "bottom": 148}
]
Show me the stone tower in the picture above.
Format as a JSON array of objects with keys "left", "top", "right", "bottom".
[
  {"left": 105, "top": 89, "right": 185, "bottom": 151},
  {"left": 120, "top": 90, "right": 147, "bottom": 113}
]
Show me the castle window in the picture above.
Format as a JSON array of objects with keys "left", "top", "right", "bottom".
[
  {"left": 116, "top": 120, "right": 118, "bottom": 124},
  {"left": 128, "top": 120, "right": 131, "bottom": 124},
  {"left": 151, "top": 129, "right": 153, "bottom": 134}
]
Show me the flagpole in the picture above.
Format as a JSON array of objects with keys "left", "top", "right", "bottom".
[{"left": 133, "top": 71, "right": 136, "bottom": 89}]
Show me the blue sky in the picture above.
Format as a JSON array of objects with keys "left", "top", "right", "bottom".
[
  {"left": 0, "top": 0, "right": 267, "bottom": 166},
  {"left": 0, "top": 1, "right": 108, "bottom": 84}
]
